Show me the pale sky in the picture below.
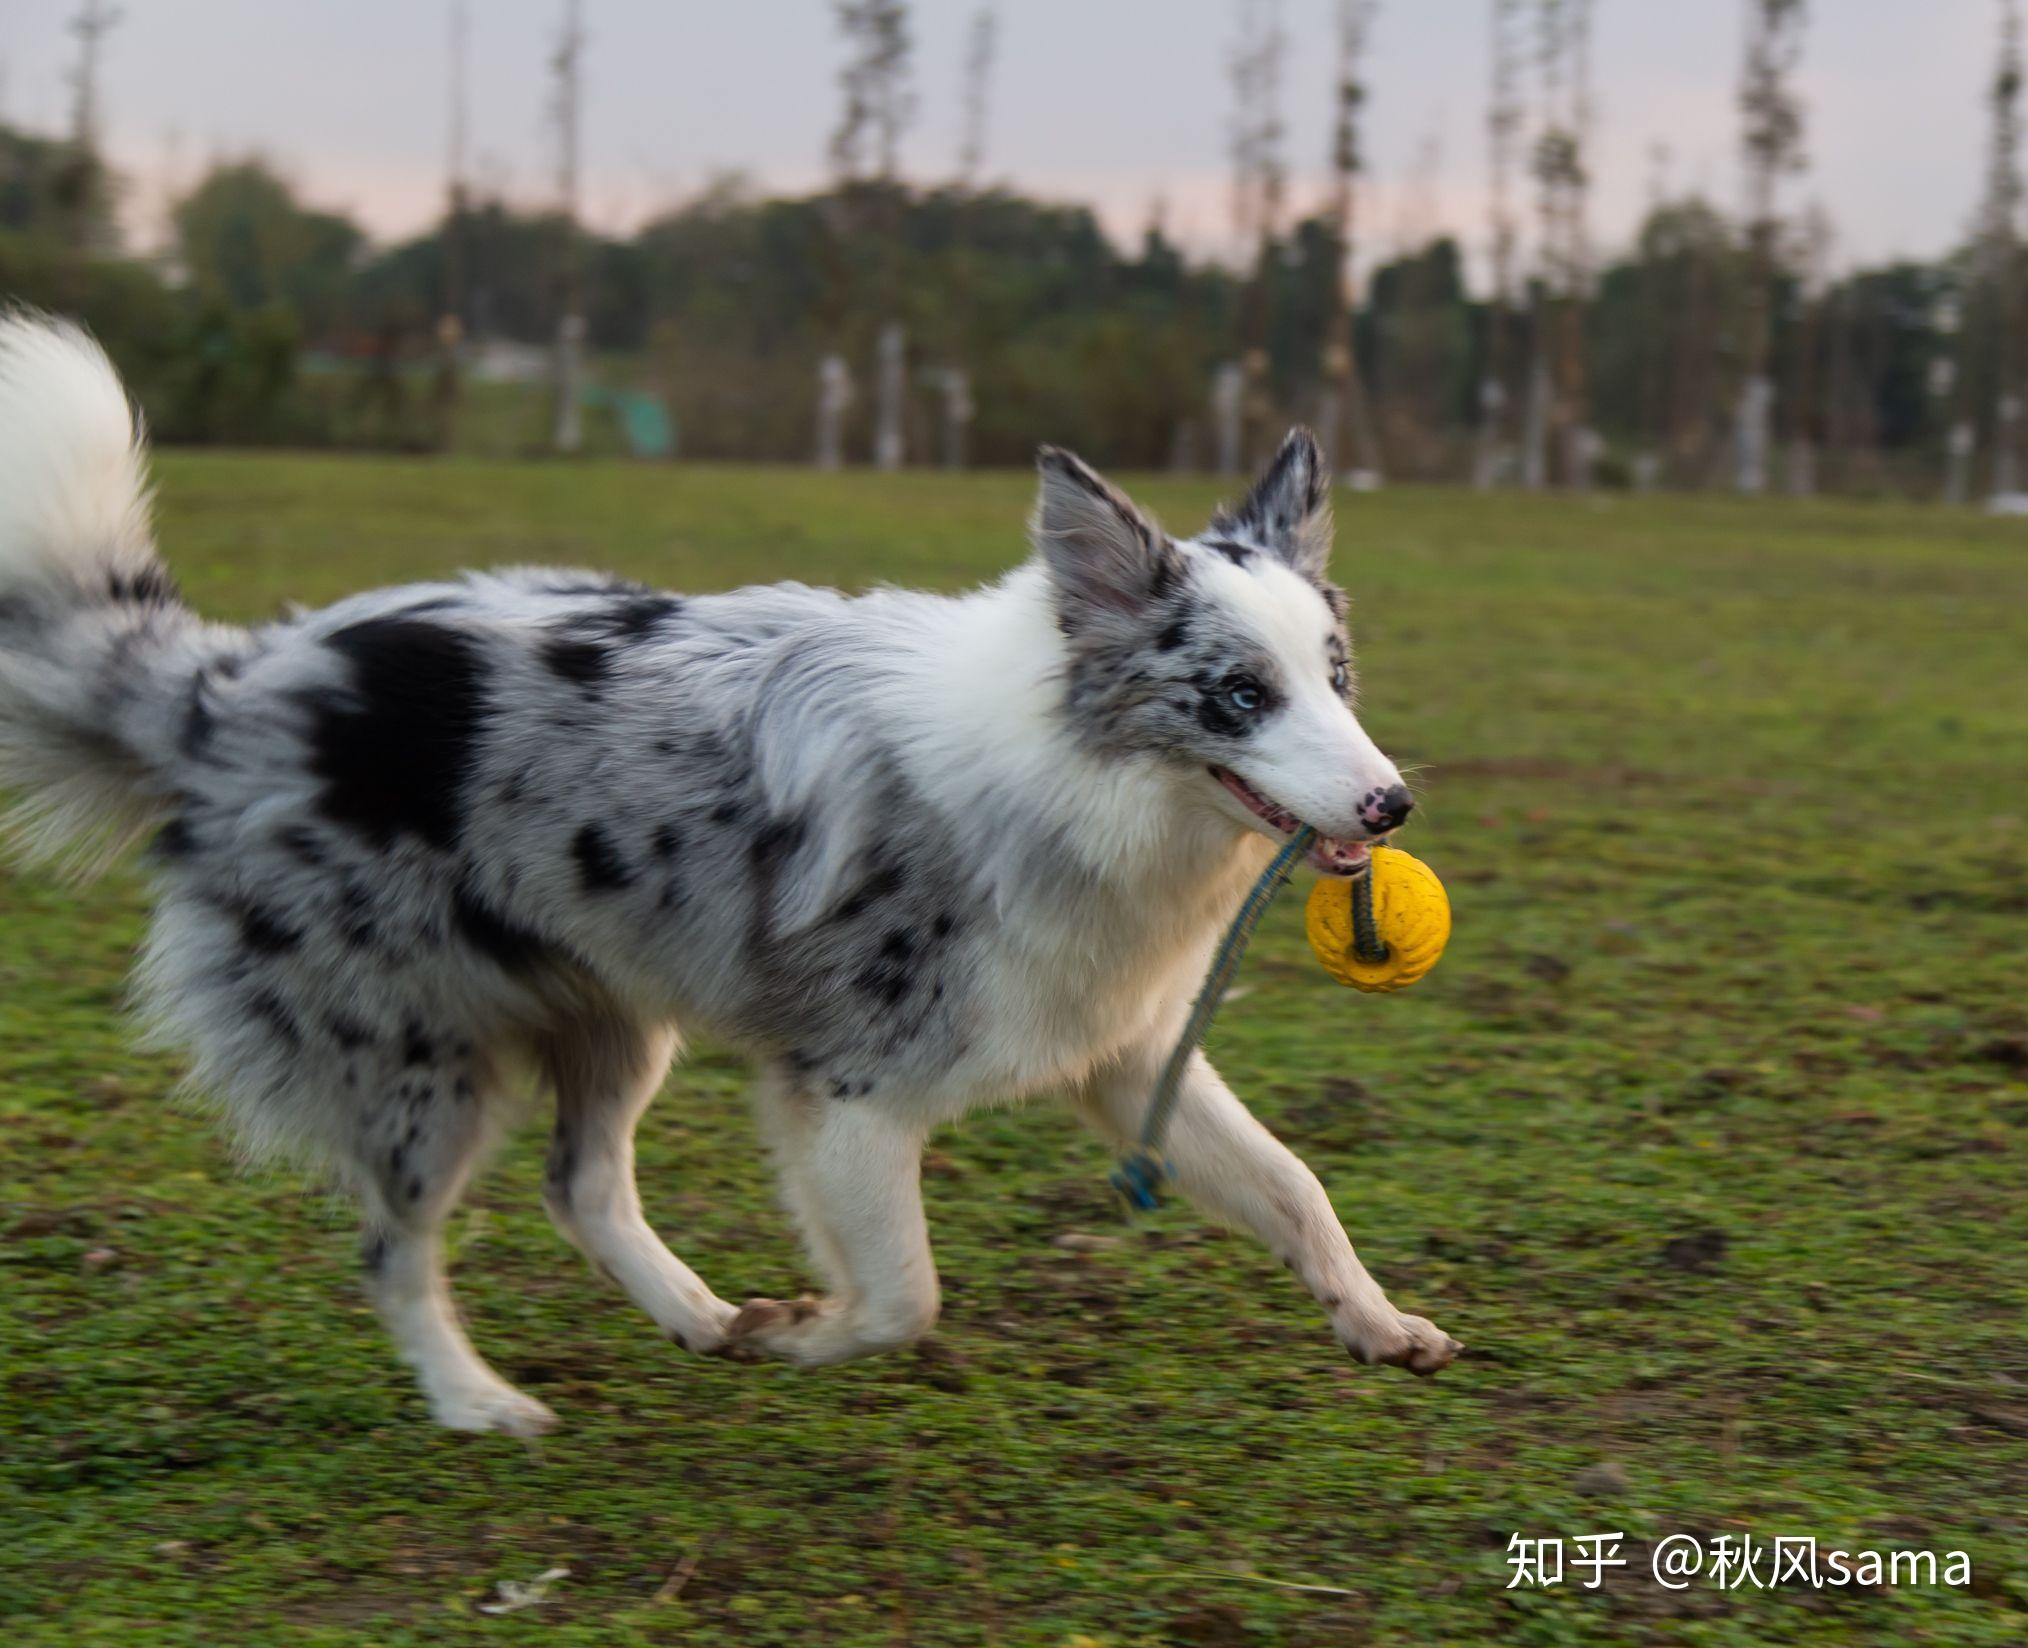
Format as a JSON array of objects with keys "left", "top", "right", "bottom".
[{"left": 0, "top": 1, "right": 1996, "bottom": 283}]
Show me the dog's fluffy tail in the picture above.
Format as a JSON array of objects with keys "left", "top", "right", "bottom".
[{"left": 0, "top": 314, "right": 215, "bottom": 875}]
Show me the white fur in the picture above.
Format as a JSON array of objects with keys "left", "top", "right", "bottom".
[
  {"left": 0, "top": 315, "right": 179, "bottom": 873},
  {"left": 0, "top": 314, "right": 155, "bottom": 591}
]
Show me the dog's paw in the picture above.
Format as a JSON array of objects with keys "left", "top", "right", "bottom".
[
  {"left": 429, "top": 1381, "right": 558, "bottom": 1437},
  {"left": 1340, "top": 1310, "right": 1462, "bottom": 1377},
  {"left": 709, "top": 1295, "right": 825, "bottom": 1362},
  {"left": 667, "top": 1298, "right": 744, "bottom": 1357}
]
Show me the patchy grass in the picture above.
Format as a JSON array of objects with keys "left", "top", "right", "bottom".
[{"left": 3, "top": 455, "right": 2026, "bottom": 1646}]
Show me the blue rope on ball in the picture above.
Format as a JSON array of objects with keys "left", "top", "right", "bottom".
[{"left": 1113, "top": 825, "right": 1317, "bottom": 1215}]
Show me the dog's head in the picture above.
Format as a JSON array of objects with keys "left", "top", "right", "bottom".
[{"left": 1031, "top": 428, "right": 1408, "bottom": 875}]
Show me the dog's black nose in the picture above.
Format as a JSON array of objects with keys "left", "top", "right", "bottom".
[{"left": 1364, "top": 784, "right": 1415, "bottom": 833}]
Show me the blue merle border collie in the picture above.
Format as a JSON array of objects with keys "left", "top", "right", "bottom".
[{"left": 0, "top": 316, "right": 1457, "bottom": 1435}]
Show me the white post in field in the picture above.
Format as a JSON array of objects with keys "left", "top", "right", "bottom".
[
  {"left": 815, "top": 354, "right": 853, "bottom": 469},
  {"left": 874, "top": 323, "right": 906, "bottom": 471}
]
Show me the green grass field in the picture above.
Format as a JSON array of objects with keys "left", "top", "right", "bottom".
[{"left": 4, "top": 457, "right": 2025, "bottom": 1646}]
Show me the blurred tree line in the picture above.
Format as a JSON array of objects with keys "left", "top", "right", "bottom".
[{"left": 0, "top": 125, "right": 1981, "bottom": 486}]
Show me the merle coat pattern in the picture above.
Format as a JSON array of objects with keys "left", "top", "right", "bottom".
[{"left": 0, "top": 317, "right": 1456, "bottom": 1434}]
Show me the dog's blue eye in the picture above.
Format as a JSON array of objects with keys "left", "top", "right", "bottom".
[
  {"left": 1331, "top": 662, "right": 1349, "bottom": 695},
  {"left": 1227, "top": 682, "right": 1262, "bottom": 713}
]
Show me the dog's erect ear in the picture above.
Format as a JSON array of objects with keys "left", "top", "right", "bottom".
[
  {"left": 1208, "top": 427, "right": 1333, "bottom": 579},
  {"left": 1031, "top": 446, "right": 1178, "bottom": 629}
]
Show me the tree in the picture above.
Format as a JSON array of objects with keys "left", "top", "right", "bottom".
[
  {"left": 1229, "top": 0, "right": 1287, "bottom": 464},
  {"left": 831, "top": 1, "right": 915, "bottom": 185},
  {"left": 549, "top": 0, "right": 587, "bottom": 455},
  {"left": 956, "top": 7, "right": 996, "bottom": 188},
  {"left": 1962, "top": 0, "right": 2026, "bottom": 498},
  {"left": 1320, "top": 0, "right": 1383, "bottom": 484},
  {"left": 828, "top": 1, "right": 916, "bottom": 467},
  {"left": 433, "top": 0, "right": 472, "bottom": 448},
  {"left": 1476, "top": 0, "right": 1525, "bottom": 487},
  {"left": 60, "top": 0, "right": 121, "bottom": 255},
  {"left": 1523, "top": 0, "right": 1592, "bottom": 488},
  {"left": 0, "top": 122, "right": 115, "bottom": 248},
  {"left": 1736, "top": 0, "right": 1808, "bottom": 494},
  {"left": 172, "top": 160, "right": 364, "bottom": 341}
]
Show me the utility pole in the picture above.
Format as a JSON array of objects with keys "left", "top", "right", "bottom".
[
  {"left": 1633, "top": 141, "right": 1673, "bottom": 491},
  {"left": 1321, "top": 0, "right": 1383, "bottom": 487},
  {"left": 943, "top": 6, "right": 995, "bottom": 469},
  {"left": 1981, "top": 0, "right": 2025, "bottom": 500},
  {"left": 957, "top": 7, "right": 995, "bottom": 189},
  {"left": 1522, "top": 0, "right": 1595, "bottom": 488},
  {"left": 1785, "top": 203, "right": 1831, "bottom": 496},
  {"left": 1735, "top": 0, "right": 1809, "bottom": 495},
  {"left": 1561, "top": 0, "right": 1595, "bottom": 490},
  {"left": 1477, "top": 0, "right": 1524, "bottom": 489},
  {"left": 550, "top": 0, "right": 586, "bottom": 456},
  {"left": 64, "top": 0, "right": 121, "bottom": 254},
  {"left": 831, "top": 1, "right": 916, "bottom": 468},
  {"left": 1522, "top": 0, "right": 1564, "bottom": 489},
  {"left": 1229, "top": 0, "right": 1286, "bottom": 466},
  {"left": 434, "top": 0, "right": 471, "bottom": 450}
]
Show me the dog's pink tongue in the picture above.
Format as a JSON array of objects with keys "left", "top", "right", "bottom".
[{"left": 1307, "top": 835, "right": 1371, "bottom": 877}]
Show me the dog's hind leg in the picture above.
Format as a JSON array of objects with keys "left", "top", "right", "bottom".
[
  {"left": 723, "top": 1068, "right": 939, "bottom": 1367},
  {"left": 357, "top": 1053, "right": 557, "bottom": 1436},
  {"left": 538, "top": 1014, "right": 738, "bottom": 1354}
]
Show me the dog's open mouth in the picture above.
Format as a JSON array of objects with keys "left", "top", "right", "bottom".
[{"left": 1210, "top": 767, "right": 1372, "bottom": 876}]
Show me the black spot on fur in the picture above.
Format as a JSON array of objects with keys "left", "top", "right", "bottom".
[
  {"left": 335, "top": 879, "right": 377, "bottom": 951},
  {"left": 749, "top": 817, "right": 806, "bottom": 870},
  {"left": 1205, "top": 539, "right": 1255, "bottom": 567},
  {"left": 152, "top": 814, "right": 197, "bottom": 860},
  {"left": 402, "top": 1020, "right": 434, "bottom": 1068},
  {"left": 856, "top": 934, "right": 918, "bottom": 1008},
  {"left": 572, "top": 823, "right": 633, "bottom": 891},
  {"left": 360, "top": 1232, "right": 388, "bottom": 1275},
  {"left": 452, "top": 880, "right": 555, "bottom": 973},
  {"left": 540, "top": 635, "right": 611, "bottom": 688},
  {"left": 598, "top": 591, "right": 684, "bottom": 640},
  {"left": 308, "top": 617, "right": 490, "bottom": 852},
  {"left": 248, "top": 988, "right": 302, "bottom": 1047},
  {"left": 235, "top": 901, "right": 302, "bottom": 955},
  {"left": 832, "top": 862, "right": 904, "bottom": 924},
  {"left": 1155, "top": 618, "right": 1191, "bottom": 652},
  {"left": 328, "top": 1014, "right": 373, "bottom": 1051},
  {"left": 651, "top": 824, "right": 682, "bottom": 860},
  {"left": 181, "top": 680, "right": 215, "bottom": 759},
  {"left": 107, "top": 564, "right": 182, "bottom": 607},
  {"left": 276, "top": 825, "right": 325, "bottom": 866}
]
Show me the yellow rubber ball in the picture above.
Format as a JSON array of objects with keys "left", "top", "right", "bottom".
[{"left": 1305, "top": 845, "right": 1452, "bottom": 992}]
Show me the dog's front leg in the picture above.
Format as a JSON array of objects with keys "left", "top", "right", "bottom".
[
  {"left": 1075, "top": 1047, "right": 1460, "bottom": 1374},
  {"left": 720, "top": 1073, "right": 939, "bottom": 1367}
]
